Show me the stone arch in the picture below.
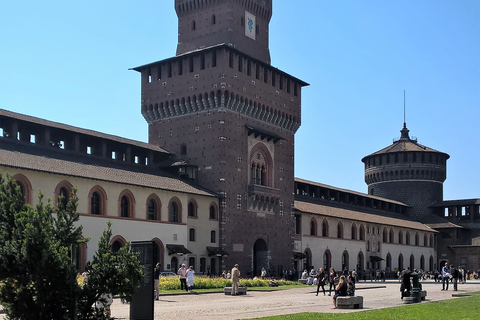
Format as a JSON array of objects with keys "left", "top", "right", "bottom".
[
  {"left": 168, "top": 197, "right": 183, "bottom": 223},
  {"left": 249, "top": 142, "right": 274, "bottom": 187},
  {"left": 342, "top": 250, "right": 349, "bottom": 271},
  {"left": 88, "top": 185, "right": 107, "bottom": 215},
  {"left": 12, "top": 173, "right": 32, "bottom": 205},
  {"left": 118, "top": 189, "right": 136, "bottom": 218},
  {"left": 323, "top": 249, "right": 332, "bottom": 271},
  {"left": 146, "top": 193, "right": 162, "bottom": 221},
  {"left": 111, "top": 235, "right": 127, "bottom": 253},
  {"left": 54, "top": 180, "right": 73, "bottom": 209}
]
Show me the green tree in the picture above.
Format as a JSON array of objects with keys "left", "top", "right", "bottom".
[
  {"left": 0, "top": 173, "right": 82, "bottom": 319},
  {"left": 77, "top": 221, "right": 143, "bottom": 320},
  {"left": 0, "top": 173, "right": 143, "bottom": 319}
]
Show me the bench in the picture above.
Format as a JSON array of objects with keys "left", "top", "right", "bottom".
[
  {"left": 224, "top": 286, "right": 247, "bottom": 295},
  {"left": 336, "top": 296, "right": 363, "bottom": 309},
  {"left": 421, "top": 290, "right": 427, "bottom": 300},
  {"left": 403, "top": 290, "right": 427, "bottom": 303},
  {"left": 298, "top": 279, "right": 308, "bottom": 285}
]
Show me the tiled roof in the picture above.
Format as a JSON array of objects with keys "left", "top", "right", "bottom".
[
  {"left": 426, "top": 222, "right": 463, "bottom": 229},
  {"left": 0, "top": 149, "right": 217, "bottom": 198},
  {"left": 430, "top": 199, "right": 480, "bottom": 207},
  {"left": 294, "top": 177, "right": 408, "bottom": 206},
  {"left": 0, "top": 109, "right": 171, "bottom": 154},
  {"left": 361, "top": 125, "right": 449, "bottom": 161},
  {"left": 295, "top": 200, "right": 435, "bottom": 232}
]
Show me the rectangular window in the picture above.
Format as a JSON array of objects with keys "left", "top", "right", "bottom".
[
  {"left": 200, "top": 53, "right": 205, "bottom": 70},
  {"left": 212, "top": 50, "right": 217, "bottom": 67},
  {"left": 178, "top": 59, "right": 183, "bottom": 75},
  {"left": 189, "top": 57, "right": 194, "bottom": 72},
  {"left": 229, "top": 52, "right": 234, "bottom": 68},
  {"left": 238, "top": 56, "right": 243, "bottom": 72}
]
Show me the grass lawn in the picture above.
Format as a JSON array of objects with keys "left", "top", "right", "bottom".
[{"left": 245, "top": 292, "right": 480, "bottom": 320}]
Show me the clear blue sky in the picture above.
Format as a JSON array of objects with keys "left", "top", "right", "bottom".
[{"left": 1, "top": 1, "right": 479, "bottom": 200}]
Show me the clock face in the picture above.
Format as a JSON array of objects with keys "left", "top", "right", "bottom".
[{"left": 245, "top": 11, "right": 256, "bottom": 40}]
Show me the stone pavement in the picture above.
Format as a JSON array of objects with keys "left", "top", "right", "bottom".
[
  {"left": 0, "top": 279, "right": 478, "bottom": 319},
  {"left": 109, "top": 279, "right": 480, "bottom": 319}
]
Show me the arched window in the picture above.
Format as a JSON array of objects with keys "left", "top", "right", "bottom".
[
  {"left": 12, "top": 173, "right": 32, "bottom": 205},
  {"left": 406, "top": 231, "right": 410, "bottom": 245},
  {"left": 249, "top": 144, "right": 273, "bottom": 187},
  {"left": 119, "top": 190, "right": 135, "bottom": 218},
  {"left": 322, "top": 220, "right": 329, "bottom": 237},
  {"left": 54, "top": 180, "right": 73, "bottom": 209},
  {"left": 383, "top": 229, "right": 388, "bottom": 242},
  {"left": 398, "top": 254, "right": 404, "bottom": 271},
  {"left": 366, "top": 241, "right": 370, "bottom": 252},
  {"left": 209, "top": 203, "right": 218, "bottom": 220},
  {"left": 351, "top": 224, "right": 357, "bottom": 240},
  {"left": 58, "top": 187, "right": 69, "bottom": 208},
  {"left": 188, "top": 201, "right": 197, "bottom": 217},
  {"left": 121, "top": 196, "right": 129, "bottom": 217},
  {"left": 399, "top": 230, "right": 404, "bottom": 244},
  {"left": 342, "top": 251, "right": 349, "bottom": 271},
  {"left": 189, "top": 228, "right": 195, "bottom": 242},
  {"left": 323, "top": 250, "right": 331, "bottom": 271},
  {"left": 410, "top": 254, "right": 415, "bottom": 271},
  {"left": 189, "top": 257, "right": 195, "bottom": 270},
  {"left": 210, "top": 230, "right": 216, "bottom": 243},
  {"left": 386, "top": 253, "right": 392, "bottom": 272},
  {"left": 310, "top": 218, "right": 317, "bottom": 236},
  {"left": 91, "top": 192, "right": 101, "bottom": 214},
  {"left": 89, "top": 185, "right": 107, "bottom": 215},
  {"left": 147, "top": 195, "right": 161, "bottom": 221},
  {"left": 389, "top": 228, "right": 394, "bottom": 243},
  {"left": 359, "top": 225, "right": 365, "bottom": 240},
  {"left": 415, "top": 233, "right": 419, "bottom": 246},
  {"left": 337, "top": 222, "right": 343, "bottom": 239},
  {"left": 424, "top": 234, "right": 428, "bottom": 246},
  {"left": 111, "top": 235, "right": 126, "bottom": 253},
  {"left": 169, "top": 200, "right": 181, "bottom": 223}
]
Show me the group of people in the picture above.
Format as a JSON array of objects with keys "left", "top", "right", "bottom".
[
  {"left": 303, "top": 267, "right": 355, "bottom": 308},
  {"left": 153, "top": 263, "right": 242, "bottom": 299},
  {"left": 440, "top": 262, "right": 465, "bottom": 291}
]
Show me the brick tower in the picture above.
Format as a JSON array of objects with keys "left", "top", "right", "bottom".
[
  {"left": 362, "top": 123, "right": 450, "bottom": 221},
  {"left": 133, "top": 0, "right": 308, "bottom": 276}
]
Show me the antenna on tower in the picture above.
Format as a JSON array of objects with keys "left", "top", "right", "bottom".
[{"left": 403, "top": 90, "right": 406, "bottom": 128}]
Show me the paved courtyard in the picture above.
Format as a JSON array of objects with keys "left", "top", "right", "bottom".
[{"left": 108, "top": 279, "right": 479, "bottom": 319}]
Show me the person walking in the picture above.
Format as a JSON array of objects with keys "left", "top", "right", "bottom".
[
  {"left": 441, "top": 263, "right": 450, "bottom": 291},
  {"left": 186, "top": 265, "right": 195, "bottom": 292},
  {"left": 231, "top": 264, "right": 241, "bottom": 296},
  {"left": 178, "top": 264, "right": 188, "bottom": 292},
  {"left": 316, "top": 267, "right": 326, "bottom": 296},
  {"left": 154, "top": 263, "right": 161, "bottom": 300},
  {"left": 328, "top": 267, "right": 337, "bottom": 296},
  {"left": 451, "top": 265, "right": 458, "bottom": 291}
]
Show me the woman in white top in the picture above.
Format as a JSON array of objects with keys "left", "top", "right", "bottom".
[{"left": 186, "top": 266, "right": 195, "bottom": 292}]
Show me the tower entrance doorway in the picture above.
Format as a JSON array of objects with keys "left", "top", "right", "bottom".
[{"left": 253, "top": 239, "right": 268, "bottom": 277}]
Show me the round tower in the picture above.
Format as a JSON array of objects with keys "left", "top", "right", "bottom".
[{"left": 362, "top": 123, "right": 450, "bottom": 221}]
